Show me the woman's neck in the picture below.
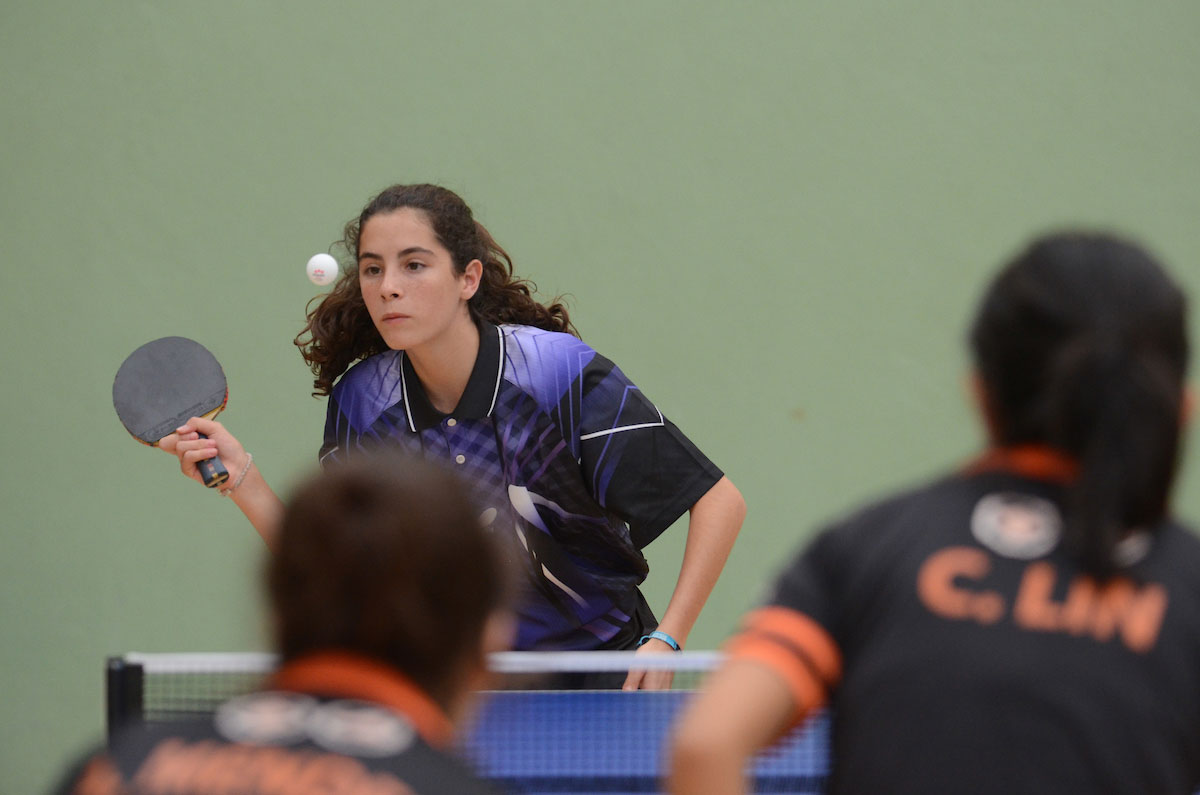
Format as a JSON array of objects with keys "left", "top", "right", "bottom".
[{"left": 406, "top": 312, "right": 481, "bottom": 415}]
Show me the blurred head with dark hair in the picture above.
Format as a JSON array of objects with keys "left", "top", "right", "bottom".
[
  {"left": 969, "top": 231, "right": 1191, "bottom": 577},
  {"left": 268, "top": 453, "right": 513, "bottom": 712}
]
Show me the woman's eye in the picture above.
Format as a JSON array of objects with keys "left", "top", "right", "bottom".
[
  {"left": 406, "top": 261, "right": 425, "bottom": 271},
  {"left": 360, "top": 264, "right": 381, "bottom": 277}
]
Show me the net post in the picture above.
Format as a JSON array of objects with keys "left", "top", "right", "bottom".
[{"left": 106, "top": 656, "right": 144, "bottom": 746}]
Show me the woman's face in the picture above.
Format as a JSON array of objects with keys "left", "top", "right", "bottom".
[{"left": 358, "top": 208, "right": 480, "bottom": 352}]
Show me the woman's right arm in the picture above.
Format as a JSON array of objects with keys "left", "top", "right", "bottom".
[{"left": 160, "top": 416, "right": 284, "bottom": 551}]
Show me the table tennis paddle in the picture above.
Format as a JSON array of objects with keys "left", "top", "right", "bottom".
[{"left": 113, "top": 336, "right": 230, "bottom": 488}]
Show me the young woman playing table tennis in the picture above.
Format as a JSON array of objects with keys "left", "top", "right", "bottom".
[
  {"left": 163, "top": 183, "right": 745, "bottom": 689},
  {"left": 669, "top": 232, "right": 1200, "bottom": 794}
]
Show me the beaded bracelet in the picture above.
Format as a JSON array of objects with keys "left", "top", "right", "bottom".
[
  {"left": 637, "top": 630, "right": 681, "bottom": 651},
  {"left": 219, "top": 453, "right": 253, "bottom": 497}
]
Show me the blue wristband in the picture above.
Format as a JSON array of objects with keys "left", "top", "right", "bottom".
[{"left": 638, "top": 630, "right": 681, "bottom": 651}]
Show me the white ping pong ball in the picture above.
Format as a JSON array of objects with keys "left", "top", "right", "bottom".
[{"left": 306, "top": 253, "right": 339, "bottom": 286}]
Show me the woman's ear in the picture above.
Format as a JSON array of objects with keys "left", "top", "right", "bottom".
[
  {"left": 461, "top": 259, "right": 483, "bottom": 301},
  {"left": 481, "top": 609, "right": 516, "bottom": 655},
  {"left": 454, "top": 610, "right": 517, "bottom": 720},
  {"left": 443, "top": 609, "right": 516, "bottom": 729}
]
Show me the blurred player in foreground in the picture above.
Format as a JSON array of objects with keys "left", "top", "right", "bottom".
[
  {"left": 163, "top": 183, "right": 744, "bottom": 688},
  {"left": 669, "top": 231, "right": 1200, "bottom": 794},
  {"left": 59, "top": 453, "right": 513, "bottom": 794}
]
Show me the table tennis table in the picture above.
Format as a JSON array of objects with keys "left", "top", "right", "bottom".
[
  {"left": 463, "top": 689, "right": 829, "bottom": 794},
  {"left": 106, "top": 652, "right": 830, "bottom": 794}
]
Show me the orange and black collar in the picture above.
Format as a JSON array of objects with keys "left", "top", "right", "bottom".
[
  {"left": 269, "top": 652, "right": 454, "bottom": 747},
  {"left": 965, "top": 445, "right": 1078, "bottom": 483}
]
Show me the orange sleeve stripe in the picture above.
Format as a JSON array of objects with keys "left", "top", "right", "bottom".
[
  {"left": 740, "top": 606, "right": 843, "bottom": 683},
  {"left": 724, "top": 634, "right": 829, "bottom": 728}
]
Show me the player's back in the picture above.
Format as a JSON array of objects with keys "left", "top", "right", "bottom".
[
  {"left": 791, "top": 462, "right": 1200, "bottom": 794},
  {"left": 58, "top": 690, "right": 501, "bottom": 795}
]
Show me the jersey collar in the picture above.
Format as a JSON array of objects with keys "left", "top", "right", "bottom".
[
  {"left": 400, "top": 320, "right": 505, "bottom": 432},
  {"left": 965, "top": 444, "right": 1079, "bottom": 483},
  {"left": 269, "top": 651, "right": 454, "bottom": 747}
]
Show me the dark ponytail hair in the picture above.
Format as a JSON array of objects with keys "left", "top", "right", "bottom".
[
  {"left": 969, "top": 232, "right": 1189, "bottom": 577},
  {"left": 295, "top": 184, "right": 576, "bottom": 395}
]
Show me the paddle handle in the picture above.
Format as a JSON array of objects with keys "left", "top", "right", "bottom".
[{"left": 197, "top": 433, "right": 230, "bottom": 488}]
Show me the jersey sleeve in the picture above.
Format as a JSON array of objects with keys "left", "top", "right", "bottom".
[
  {"left": 725, "top": 531, "right": 846, "bottom": 730},
  {"left": 318, "top": 353, "right": 405, "bottom": 467},
  {"left": 577, "top": 353, "right": 723, "bottom": 548}
]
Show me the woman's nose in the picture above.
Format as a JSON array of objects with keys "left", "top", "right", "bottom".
[{"left": 381, "top": 267, "right": 403, "bottom": 298}]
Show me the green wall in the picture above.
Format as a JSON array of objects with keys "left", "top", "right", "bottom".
[{"left": 3, "top": 2, "right": 1199, "bottom": 791}]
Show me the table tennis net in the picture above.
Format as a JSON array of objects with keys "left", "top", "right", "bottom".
[{"left": 106, "top": 651, "right": 830, "bottom": 794}]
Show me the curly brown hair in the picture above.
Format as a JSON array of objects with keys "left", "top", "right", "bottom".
[{"left": 295, "top": 184, "right": 576, "bottom": 396}]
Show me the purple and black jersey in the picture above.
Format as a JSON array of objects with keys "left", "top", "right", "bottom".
[{"left": 320, "top": 322, "right": 723, "bottom": 650}]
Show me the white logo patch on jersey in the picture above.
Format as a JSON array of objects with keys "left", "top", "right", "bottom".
[
  {"left": 971, "top": 492, "right": 1062, "bottom": 560},
  {"left": 305, "top": 700, "right": 416, "bottom": 757},
  {"left": 215, "top": 691, "right": 315, "bottom": 745},
  {"left": 215, "top": 692, "right": 415, "bottom": 757}
]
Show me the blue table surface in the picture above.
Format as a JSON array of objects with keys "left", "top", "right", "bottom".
[{"left": 459, "top": 690, "right": 829, "bottom": 794}]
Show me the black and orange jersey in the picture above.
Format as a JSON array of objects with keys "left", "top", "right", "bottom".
[
  {"left": 57, "top": 653, "right": 501, "bottom": 795},
  {"left": 731, "top": 446, "right": 1200, "bottom": 794}
]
